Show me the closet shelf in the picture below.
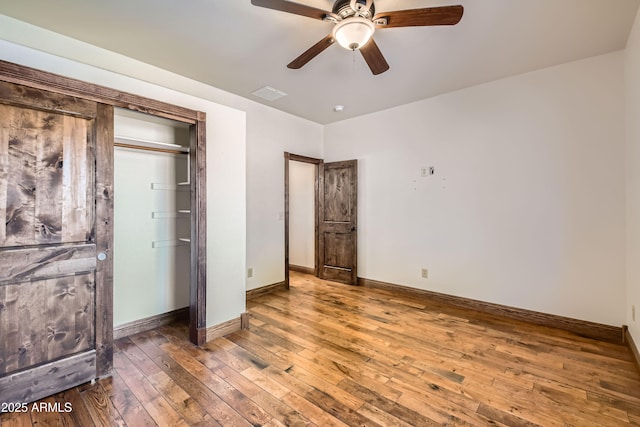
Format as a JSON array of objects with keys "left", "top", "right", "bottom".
[
  {"left": 152, "top": 240, "right": 190, "bottom": 248},
  {"left": 114, "top": 135, "right": 190, "bottom": 153},
  {"left": 152, "top": 211, "right": 190, "bottom": 219}
]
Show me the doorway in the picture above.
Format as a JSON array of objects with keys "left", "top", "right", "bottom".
[
  {"left": 284, "top": 153, "right": 321, "bottom": 288},
  {"left": 284, "top": 152, "right": 358, "bottom": 286},
  {"left": 113, "top": 108, "right": 192, "bottom": 339}
]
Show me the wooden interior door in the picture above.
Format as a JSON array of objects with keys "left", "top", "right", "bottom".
[
  {"left": 0, "top": 81, "right": 113, "bottom": 405},
  {"left": 318, "top": 160, "right": 358, "bottom": 285}
]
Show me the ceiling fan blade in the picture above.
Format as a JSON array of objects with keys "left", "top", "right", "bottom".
[
  {"left": 288, "top": 34, "right": 335, "bottom": 69},
  {"left": 374, "top": 5, "right": 463, "bottom": 28},
  {"left": 251, "top": 0, "right": 330, "bottom": 21},
  {"left": 359, "top": 38, "right": 389, "bottom": 75}
]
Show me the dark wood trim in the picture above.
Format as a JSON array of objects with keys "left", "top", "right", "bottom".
[
  {"left": 190, "top": 114, "right": 207, "bottom": 346},
  {"left": 284, "top": 153, "right": 290, "bottom": 289},
  {"left": 359, "top": 277, "right": 624, "bottom": 344},
  {"left": 288, "top": 153, "right": 324, "bottom": 164},
  {"left": 240, "top": 312, "right": 251, "bottom": 330},
  {"left": 284, "top": 152, "right": 323, "bottom": 289},
  {"left": 0, "top": 351, "right": 96, "bottom": 405},
  {"left": 626, "top": 327, "right": 640, "bottom": 374},
  {"left": 289, "top": 264, "right": 315, "bottom": 275},
  {"left": 94, "top": 103, "right": 114, "bottom": 378},
  {"left": 205, "top": 316, "right": 243, "bottom": 342},
  {"left": 246, "top": 281, "right": 288, "bottom": 300},
  {"left": 0, "top": 60, "right": 198, "bottom": 124},
  {"left": 113, "top": 307, "right": 189, "bottom": 340}
]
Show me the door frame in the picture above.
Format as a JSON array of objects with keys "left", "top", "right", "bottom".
[
  {"left": 284, "top": 152, "right": 322, "bottom": 288},
  {"left": 0, "top": 60, "right": 208, "bottom": 355}
]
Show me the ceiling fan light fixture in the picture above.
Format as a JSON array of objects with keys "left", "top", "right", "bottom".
[{"left": 332, "top": 17, "right": 375, "bottom": 50}]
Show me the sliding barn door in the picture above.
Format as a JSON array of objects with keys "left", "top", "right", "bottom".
[
  {"left": 0, "top": 81, "right": 113, "bottom": 404},
  {"left": 319, "top": 160, "right": 358, "bottom": 285}
]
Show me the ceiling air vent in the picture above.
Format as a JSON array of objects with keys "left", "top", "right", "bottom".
[{"left": 251, "top": 86, "right": 287, "bottom": 101}]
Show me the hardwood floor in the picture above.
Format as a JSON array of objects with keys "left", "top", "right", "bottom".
[{"left": 2, "top": 272, "right": 640, "bottom": 426}]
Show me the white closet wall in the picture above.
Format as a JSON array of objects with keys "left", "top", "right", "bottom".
[{"left": 113, "top": 108, "right": 191, "bottom": 327}]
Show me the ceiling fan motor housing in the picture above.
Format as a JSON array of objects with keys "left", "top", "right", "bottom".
[{"left": 332, "top": 0, "right": 375, "bottom": 19}]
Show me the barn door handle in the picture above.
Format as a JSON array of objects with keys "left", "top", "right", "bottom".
[{"left": 97, "top": 252, "right": 107, "bottom": 261}]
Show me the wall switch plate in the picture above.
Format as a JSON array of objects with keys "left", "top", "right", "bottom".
[
  {"left": 420, "top": 166, "right": 435, "bottom": 177},
  {"left": 278, "top": 211, "right": 284, "bottom": 221},
  {"left": 421, "top": 268, "right": 428, "bottom": 278},
  {"left": 247, "top": 268, "right": 253, "bottom": 278}
]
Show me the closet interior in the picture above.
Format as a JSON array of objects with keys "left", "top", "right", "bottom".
[{"left": 113, "top": 108, "right": 191, "bottom": 330}]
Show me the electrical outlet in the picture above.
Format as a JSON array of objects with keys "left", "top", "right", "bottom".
[
  {"left": 247, "top": 268, "right": 253, "bottom": 278},
  {"left": 421, "top": 268, "right": 428, "bottom": 278}
]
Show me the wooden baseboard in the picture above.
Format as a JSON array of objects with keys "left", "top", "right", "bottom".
[
  {"left": 358, "top": 277, "right": 623, "bottom": 344},
  {"left": 246, "top": 280, "right": 287, "bottom": 300},
  {"left": 241, "top": 312, "right": 250, "bottom": 330},
  {"left": 206, "top": 315, "right": 245, "bottom": 342},
  {"left": 625, "top": 326, "right": 640, "bottom": 374},
  {"left": 289, "top": 264, "right": 315, "bottom": 275},
  {"left": 114, "top": 307, "right": 189, "bottom": 340}
]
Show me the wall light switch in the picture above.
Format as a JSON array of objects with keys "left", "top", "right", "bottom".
[{"left": 421, "top": 166, "right": 435, "bottom": 177}]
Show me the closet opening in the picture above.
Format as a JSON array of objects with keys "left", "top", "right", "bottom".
[{"left": 112, "top": 108, "right": 195, "bottom": 341}]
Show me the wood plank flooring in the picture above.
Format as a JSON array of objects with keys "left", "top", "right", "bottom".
[{"left": 2, "top": 272, "right": 640, "bottom": 426}]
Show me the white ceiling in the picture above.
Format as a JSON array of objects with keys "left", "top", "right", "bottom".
[{"left": 0, "top": 0, "right": 638, "bottom": 124}]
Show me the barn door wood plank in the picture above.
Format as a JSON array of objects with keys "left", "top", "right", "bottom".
[
  {"left": 0, "top": 350, "right": 96, "bottom": 405},
  {"left": 0, "top": 80, "right": 97, "bottom": 119},
  {"left": 94, "top": 103, "right": 114, "bottom": 377},
  {"left": 0, "top": 274, "right": 95, "bottom": 377},
  {"left": 0, "top": 129, "right": 7, "bottom": 244},
  {"left": 34, "top": 113, "right": 64, "bottom": 243},
  {"left": 62, "top": 115, "right": 91, "bottom": 242},
  {"left": 4, "top": 127, "right": 37, "bottom": 247},
  {"left": 0, "top": 244, "right": 96, "bottom": 285}
]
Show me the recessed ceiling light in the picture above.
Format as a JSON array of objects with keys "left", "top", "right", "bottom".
[
  {"left": 333, "top": 105, "right": 344, "bottom": 112},
  {"left": 251, "top": 86, "right": 287, "bottom": 101}
]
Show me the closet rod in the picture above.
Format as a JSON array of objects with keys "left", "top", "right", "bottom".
[
  {"left": 114, "top": 135, "right": 189, "bottom": 154},
  {"left": 114, "top": 141, "right": 188, "bottom": 155}
]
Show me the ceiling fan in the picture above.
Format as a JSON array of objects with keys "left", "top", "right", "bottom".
[{"left": 250, "top": 0, "right": 463, "bottom": 75}]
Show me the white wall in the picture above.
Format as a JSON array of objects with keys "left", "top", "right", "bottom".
[
  {"left": 245, "top": 109, "right": 323, "bottom": 290},
  {"left": 325, "top": 52, "right": 626, "bottom": 326},
  {"left": 289, "top": 161, "right": 316, "bottom": 269},
  {"left": 113, "top": 110, "right": 191, "bottom": 326},
  {"left": 113, "top": 148, "right": 190, "bottom": 326},
  {"left": 626, "top": 8, "right": 640, "bottom": 342}
]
